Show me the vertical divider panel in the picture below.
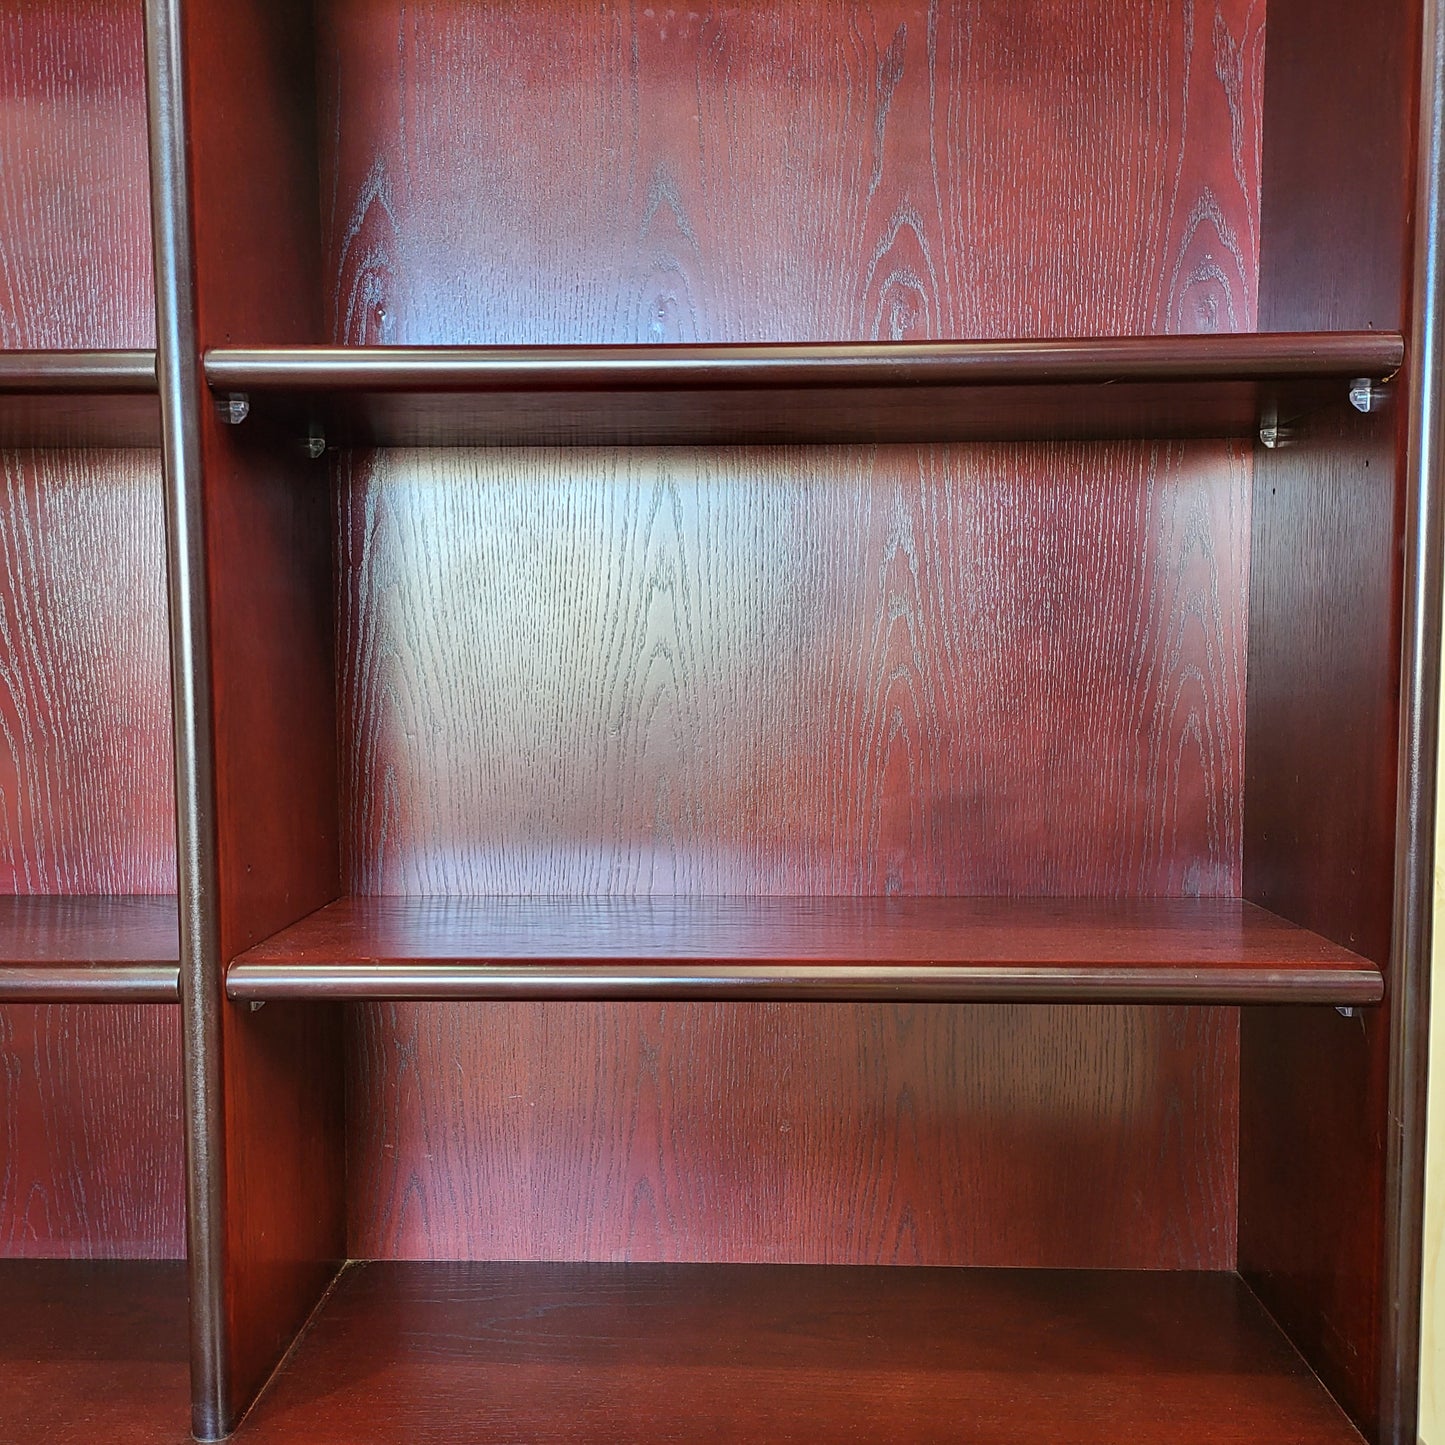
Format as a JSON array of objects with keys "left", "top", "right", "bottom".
[
  {"left": 144, "top": 0, "right": 344, "bottom": 1437},
  {"left": 1244, "top": 2, "right": 1437, "bottom": 1442}
]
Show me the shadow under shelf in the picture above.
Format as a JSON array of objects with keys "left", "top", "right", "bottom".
[
  {"left": 0, "top": 352, "right": 159, "bottom": 448},
  {"left": 203, "top": 331, "right": 1403, "bottom": 448}
]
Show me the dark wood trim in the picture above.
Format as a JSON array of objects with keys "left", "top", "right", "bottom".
[
  {"left": 141, "top": 0, "right": 230, "bottom": 1438},
  {"left": 0, "top": 973, "right": 182, "bottom": 1000},
  {"left": 1380, "top": 1, "right": 1445, "bottom": 1436},
  {"left": 0, "top": 892, "right": 180, "bottom": 1001},
  {"left": 145, "top": 1, "right": 348, "bottom": 1436},
  {"left": 227, "top": 961, "right": 1381, "bottom": 1004},
  {"left": 0, "top": 350, "right": 161, "bottom": 446},
  {"left": 0, "top": 351, "right": 158, "bottom": 391},
  {"left": 1241, "top": 2, "right": 1425, "bottom": 1439},
  {"left": 0, "top": 896, "right": 179, "bottom": 1001},
  {"left": 0, "top": 968, "right": 178, "bottom": 1001},
  {"left": 225, "top": 897, "right": 1381, "bottom": 1006},
  {"left": 204, "top": 333, "right": 1404, "bottom": 391},
  {"left": 199, "top": 334, "right": 1406, "bottom": 446}
]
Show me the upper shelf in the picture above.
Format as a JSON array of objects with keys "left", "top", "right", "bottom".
[
  {"left": 226, "top": 896, "right": 1381, "bottom": 1005},
  {"left": 203, "top": 332, "right": 1403, "bottom": 447},
  {"left": 0, "top": 895, "right": 180, "bottom": 1002},
  {"left": 0, "top": 351, "right": 159, "bottom": 447}
]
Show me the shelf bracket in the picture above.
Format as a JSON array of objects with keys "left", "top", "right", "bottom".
[
  {"left": 1349, "top": 377, "right": 1384, "bottom": 413},
  {"left": 216, "top": 391, "right": 250, "bottom": 425}
]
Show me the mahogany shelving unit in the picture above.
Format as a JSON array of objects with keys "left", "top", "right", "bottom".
[{"left": 4, "top": 0, "right": 1445, "bottom": 1441}]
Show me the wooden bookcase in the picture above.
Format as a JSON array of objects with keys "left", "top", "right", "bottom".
[{"left": 3, "top": 0, "right": 1443, "bottom": 1440}]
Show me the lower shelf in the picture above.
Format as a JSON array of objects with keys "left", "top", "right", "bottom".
[
  {"left": 238, "top": 1263, "right": 1363, "bottom": 1443},
  {"left": 0, "top": 1260, "right": 190, "bottom": 1444}
]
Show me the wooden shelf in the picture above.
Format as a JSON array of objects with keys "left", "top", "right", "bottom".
[
  {"left": 226, "top": 896, "right": 1380, "bottom": 1005},
  {"left": 0, "top": 897, "right": 179, "bottom": 1002},
  {"left": 202, "top": 332, "right": 1403, "bottom": 447},
  {"left": 233, "top": 1263, "right": 1364, "bottom": 1444},
  {"left": 0, "top": 1261, "right": 190, "bottom": 1444},
  {"left": 0, "top": 352, "right": 159, "bottom": 447}
]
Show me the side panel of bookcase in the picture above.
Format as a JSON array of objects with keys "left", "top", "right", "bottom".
[
  {"left": 1243, "top": 1, "right": 1428, "bottom": 1441},
  {"left": 146, "top": 0, "right": 344, "bottom": 1433}
]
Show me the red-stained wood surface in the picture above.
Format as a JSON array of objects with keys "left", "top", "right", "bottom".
[
  {"left": 175, "top": 2, "right": 345, "bottom": 1430},
  {"left": 0, "top": 449, "right": 174, "bottom": 895},
  {"left": 317, "top": 0, "right": 1263, "bottom": 345},
  {"left": 235, "top": 1263, "right": 1363, "bottom": 1444},
  {"left": 1241, "top": 0, "right": 1422, "bottom": 1438},
  {"left": 1242, "top": 402, "right": 1402, "bottom": 1432},
  {"left": 0, "top": 1261, "right": 190, "bottom": 1443},
  {"left": 312, "top": 0, "right": 1268, "bottom": 1292},
  {"left": 346, "top": 1003, "right": 1237, "bottom": 1267},
  {"left": 167, "top": 0, "right": 1274, "bottom": 1427},
  {"left": 0, "top": 10, "right": 171, "bottom": 891},
  {"left": 337, "top": 442, "right": 1249, "bottom": 896},
  {"left": 0, "top": 445, "right": 177, "bottom": 1246},
  {"left": 229, "top": 896, "right": 1379, "bottom": 1004},
  {"left": 0, "top": 397, "right": 159, "bottom": 449},
  {"left": 0, "top": 1008, "right": 184, "bottom": 1258},
  {"left": 0, "top": 895, "right": 178, "bottom": 1000},
  {"left": 0, "top": 0, "right": 177, "bottom": 1277},
  {"left": 0, "top": 1, "right": 154, "bottom": 353}
]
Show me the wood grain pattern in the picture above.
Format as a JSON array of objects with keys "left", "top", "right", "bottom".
[
  {"left": 0, "top": 447, "right": 174, "bottom": 894},
  {"left": 318, "top": 0, "right": 1263, "bottom": 345},
  {"left": 229, "top": 895, "right": 1380, "bottom": 1004},
  {"left": 1241, "top": 402, "right": 1402, "bottom": 1433},
  {"left": 174, "top": 0, "right": 1276, "bottom": 1428},
  {"left": 0, "top": 443, "right": 178, "bottom": 1257},
  {"left": 173, "top": 2, "right": 345, "bottom": 1429},
  {"left": 1241, "top": 1, "right": 1421, "bottom": 1431},
  {"left": 236, "top": 1263, "right": 1363, "bottom": 1444},
  {"left": 347, "top": 1002, "right": 1236, "bottom": 1267},
  {"left": 0, "top": 0, "right": 153, "bottom": 350},
  {"left": 0, "top": 396, "right": 160, "bottom": 449},
  {"left": 0, "top": 895, "right": 178, "bottom": 1000},
  {"left": 339, "top": 441, "right": 1249, "bottom": 897},
  {"left": 0, "top": 0, "right": 182, "bottom": 1322},
  {"left": 0, "top": 1006, "right": 184, "bottom": 1257},
  {"left": 0, "top": 1260, "right": 190, "bottom": 1443}
]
